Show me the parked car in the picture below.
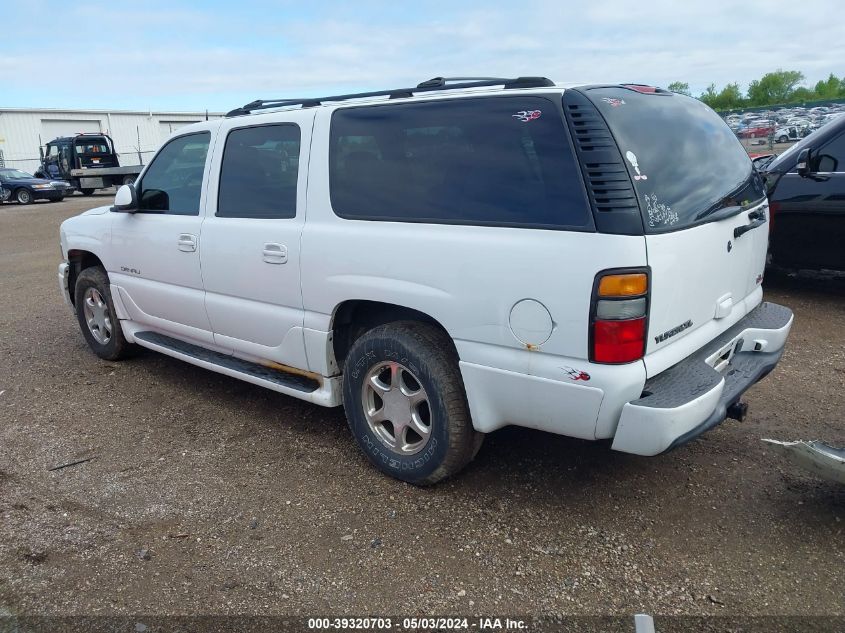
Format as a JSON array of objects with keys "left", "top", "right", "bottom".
[
  {"left": 58, "top": 77, "right": 793, "bottom": 484},
  {"left": 0, "top": 168, "right": 67, "bottom": 204},
  {"left": 773, "top": 126, "right": 809, "bottom": 143},
  {"left": 765, "top": 115, "right": 845, "bottom": 273}
]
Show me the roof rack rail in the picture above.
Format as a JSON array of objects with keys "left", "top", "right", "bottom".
[{"left": 225, "top": 76, "right": 555, "bottom": 117}]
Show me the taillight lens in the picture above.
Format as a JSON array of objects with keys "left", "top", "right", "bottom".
[
  {"left": 591, "top": 270, "right": 649, "bottom": 364},
  {"left": 594, "top": 318, "right": 647, "bottom": 363}
]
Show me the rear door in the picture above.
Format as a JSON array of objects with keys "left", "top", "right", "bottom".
[
  {"left": 583, "top": 88, "right": 769, "bottom": 376},
  {"left": 199, "top": 112, "right": 313, "bottom": 368}
]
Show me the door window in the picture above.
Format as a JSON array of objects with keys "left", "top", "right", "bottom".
[
  {"left": 815, "top": 133, "right": 845, "bottom": 173},
  {"left": 138, "top": 132, "right": 210, "bottom": 215},
  {"left": 217, "top": 124, "right": 301, "bottom": 219}
]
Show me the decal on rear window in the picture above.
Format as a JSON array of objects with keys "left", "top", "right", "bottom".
[
  {"left": 512, "top": 110, "right": 542, "bottom": 122},
  {"left": 644, "top": 193, "right": 679, "bottom": 228},
  {"left": 625, "top": 151, "right": 648, "bottom": 181},
  {"left": 601, "top": 97, "right": 625, "bottom": 107}
]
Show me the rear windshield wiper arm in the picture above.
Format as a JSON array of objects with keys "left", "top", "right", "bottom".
[{"left": 694, "top": 204, "right": 744, "bottom": 223}]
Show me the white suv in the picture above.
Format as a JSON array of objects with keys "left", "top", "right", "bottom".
[{"left": 58, "top": 77, "right": 793, "bottom": 484}]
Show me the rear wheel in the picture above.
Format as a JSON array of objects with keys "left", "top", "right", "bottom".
[
  {"left": 342, "top": 321, "right": 482, "bottom": 485},
  {"left": 81, "top": 188, "right": 95, "bottom": 196},
  {"left": 777, "top": 135, "right": 788, "bottom": 143},
  {"left": 15, "top": 189, "right": 32, "bottom": 205},
  {"left": 122, "top": 175, "right": 136, "bottom": 186},
  {"left": 74, "top": 266, "right": 132, "bottom": 360}
]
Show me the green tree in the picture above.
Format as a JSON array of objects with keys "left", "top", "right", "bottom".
[
  {"left": 667, "top": 81, "right": 691, "bottom": 96},
  {"left": 699, "top": 83, "right": 719, "bottom": 108},
  {"left": 699, "top": 82, "right": 744, "bottom": 110},
  {"left": 813, "top": 73, "right": 843, "bottom": 99},
  {"left": 746, "top": 69, "right": 805, "bottom": 105}
]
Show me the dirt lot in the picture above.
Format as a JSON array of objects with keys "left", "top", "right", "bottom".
[{"left": 0, "top": 194, "right": 843, "bottom": 620}]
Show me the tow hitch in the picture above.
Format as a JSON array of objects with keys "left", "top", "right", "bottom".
[{"left": 726, "top": 401, "right": 748, "bottom": 422}]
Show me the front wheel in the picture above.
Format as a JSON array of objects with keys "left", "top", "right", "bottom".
[
  {"left": 81, "top": 188, "right": 95, "bottom": 196},
  {"left": 777, "top": 135, "right": 788, "bottom": 143},
  {"left": 15, "top": 189, "right": 32, "bottom": 205},
  {"left": 74, "top": 266, "right": 132, "bottom": 360},
  {"left": 342, "top": 321, "right": 482, "bottom": 485}
]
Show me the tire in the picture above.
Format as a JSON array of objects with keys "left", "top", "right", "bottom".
[
  {"left": 778, "top": 136, "right": 788, "bottom": 143},
  {"left": 50, "top": 196, "right": 64, "bottom": 203},
  {"left": 122, "top": 175, "right": 136, "bottom": 186},
  {"left": 15, "top": 189, "right": 32, "bottom": 205},
  {"left": 342, "top": 321, "right": 482, "bottom": 485},
  {"left": 74, "top": 266, "right": 132, "bottom": 361},
  {"left": 81, "top": 188, "right": 95, "bottom": 196}
]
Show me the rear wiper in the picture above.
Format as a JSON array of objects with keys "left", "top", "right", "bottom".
[{"left": 694, "top": 203, "right": 744, "bottom": 222}]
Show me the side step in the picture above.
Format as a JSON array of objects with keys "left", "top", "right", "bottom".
[{"left": 134, "top": 331, "right": 319, "bottom": 393}]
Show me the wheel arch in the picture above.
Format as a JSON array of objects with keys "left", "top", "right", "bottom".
[
  {"left": 330, "top": 300, "right": 455, "bottom": 369},
  {"left": 67, "top": 249, "right": 105, "bottom": 306}
]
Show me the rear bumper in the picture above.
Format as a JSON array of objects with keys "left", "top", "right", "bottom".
[{"left": 611, "top": 302, "right": 794, "bottom": 456}]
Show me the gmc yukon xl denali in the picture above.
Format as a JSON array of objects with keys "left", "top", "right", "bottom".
[{"left": 58, "top": 77, "right": 794, "bottom": 484}]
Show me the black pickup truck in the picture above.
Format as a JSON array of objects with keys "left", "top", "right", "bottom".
[{"left": 35, "top": 133, "right": 143, "bottom": 195}]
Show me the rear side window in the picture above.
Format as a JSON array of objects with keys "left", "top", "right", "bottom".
[
  {"left": 329, "top": 97, "right": 590, "bottom": 229},
  {"left": 218, "top": 124, "right": 300, "bottom": 219}
]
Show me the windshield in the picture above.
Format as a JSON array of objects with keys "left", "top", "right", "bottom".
[
  {"left": 0, "top": 169, "right": 35, "bottom": 180},
  {"left": 585, "top": 88, "right": 765, "bottom": 233}
]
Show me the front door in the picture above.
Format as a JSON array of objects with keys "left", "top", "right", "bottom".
[
  {"left": 771, "top": 130, "right": 845, "bottom": 271},
  {"left": 199, "top": 112, "right": 314, "bottom": 368},
  {"left": 110, "top": 131, "right": 215, "bottom": 345}
]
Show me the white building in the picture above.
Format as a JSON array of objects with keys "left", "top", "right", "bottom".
[{"left": 0, "top": 107, "right": 223, "bottom": 174}]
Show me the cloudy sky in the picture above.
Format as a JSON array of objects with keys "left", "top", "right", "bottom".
[{"left": 3, "top": 0, "right": 842, "bottom": 112}]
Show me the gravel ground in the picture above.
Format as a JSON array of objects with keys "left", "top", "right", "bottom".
[{"left": 0, "top": 194, "right": 843, "bottom": 619}]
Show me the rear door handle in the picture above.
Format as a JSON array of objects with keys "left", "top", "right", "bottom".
[
  {"left": 177, "top": 233, "right": 197, "bottom": 252},
  {"left": 734, "top": 210, "right": 767, "bottom": 239},
  {"left": 262, "top": 243, "right": 288, "bottom": 264}
]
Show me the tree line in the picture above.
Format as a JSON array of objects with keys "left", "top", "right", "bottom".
[{"left": 666, "top": 70, "right": 845, "bottom": 111}]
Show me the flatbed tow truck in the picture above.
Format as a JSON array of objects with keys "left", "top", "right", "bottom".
[{"left": 35, "top": 133, "right": 143, "bottom": 195}]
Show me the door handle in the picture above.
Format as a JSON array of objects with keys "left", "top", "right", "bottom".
[
  {"left": 177, "top": 234, "right": 197, "bottom": 252},
  {"left": 262, "top": 243, "right": 288, "bottom": 264},
  {"left": 734, "top": 210, "right": 767, "bottom": 239}
]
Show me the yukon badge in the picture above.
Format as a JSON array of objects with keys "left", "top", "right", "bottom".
[{"left": 654, "top": 320, "right": 693, "bottom": 344}]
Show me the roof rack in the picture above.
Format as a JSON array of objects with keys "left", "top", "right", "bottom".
[{"left": 225, "top": 76, "right": 555, "bottom": 117}]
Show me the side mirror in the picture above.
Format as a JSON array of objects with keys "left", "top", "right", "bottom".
[
  {"left": 796, "top": 148, "right": 812, "bottom": 177},
  {"left": 112, "top": 184, "right": 138, "bottom": 212}
]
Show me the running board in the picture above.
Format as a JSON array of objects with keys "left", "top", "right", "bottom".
[{"left": 132, "top": 330, "right": 342, "bottom": 406}]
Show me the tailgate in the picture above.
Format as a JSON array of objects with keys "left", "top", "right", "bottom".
[{"left": 578, "top": 86, "right": 769, "bottom": 376}]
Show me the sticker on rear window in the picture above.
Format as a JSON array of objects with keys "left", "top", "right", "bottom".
[
  {"left": 601, "top": 97, "right": 626, "bottom": 107},
  {"left": 644, "top": 193, "right": 679, "bottom": 228},
  {"left": 512, "top": 110, "right": 542, "bottom": 122},
  {"left": 625, "top": 151, "right": 648, "bottom": 181}
]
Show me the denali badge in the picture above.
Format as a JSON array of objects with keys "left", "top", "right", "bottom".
[{"left": 654, "top": 320, "right": 693, "bottom": 344}]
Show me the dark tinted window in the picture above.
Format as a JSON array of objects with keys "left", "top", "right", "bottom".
[
  {"left": 138, "top": 132, "right": 210, "bottom": 215},
  {"left": 218, "top": 124, "right": 300, "bottom": 219},
  {"left": 329, "top": 97, "right": 590, "bottom": 228},
  {"left": 815, "top": 132, "right": 845, "bottom": 172},
  {"left": 588, "top": 89, "right": 765, "bottom": 233}
]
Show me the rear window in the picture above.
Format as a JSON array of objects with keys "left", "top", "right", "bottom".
[
  {"left": 587, "top": 89, "right": 765, "bottom": 233},
  {"left": 329, "top": 97, "right": 591, "bottom": 229},
  {"left": 75, "top": 139, "right": 110, "bottom": 154}
]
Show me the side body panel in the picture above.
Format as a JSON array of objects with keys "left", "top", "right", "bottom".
[{"left": 302, "top": 103, "right": 649, "bottom": 438}]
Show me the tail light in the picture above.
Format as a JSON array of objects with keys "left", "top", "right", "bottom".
[{"left": 590, "top": 270, "right": 649, "bottom": 364}]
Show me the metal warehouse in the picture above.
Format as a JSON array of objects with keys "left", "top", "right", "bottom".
[{"left": 0, "top": 108, "right": 223, "bottom": 174}]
